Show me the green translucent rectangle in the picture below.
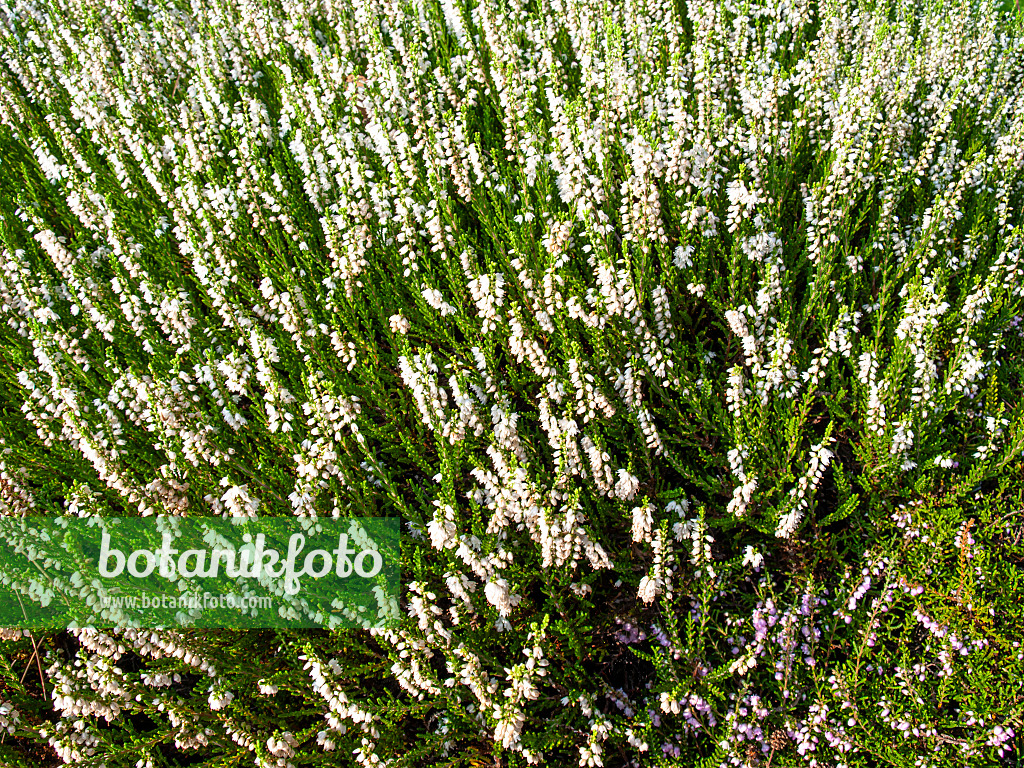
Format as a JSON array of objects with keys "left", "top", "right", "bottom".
[{"left": 0, "top": 516, "right": 400, "bottom": 629}]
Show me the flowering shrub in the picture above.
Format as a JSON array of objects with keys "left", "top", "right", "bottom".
[{"left": 0, "top": 0, "right": 1023, "bottom": 765}]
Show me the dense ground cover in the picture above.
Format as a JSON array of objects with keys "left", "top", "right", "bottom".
[{"left": 1, "top": 0, "right": 1024, "bottom": 765}]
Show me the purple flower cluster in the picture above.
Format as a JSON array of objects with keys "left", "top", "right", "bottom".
[{"left": 613, "top": 619, "right": 647, "bottom": 645}]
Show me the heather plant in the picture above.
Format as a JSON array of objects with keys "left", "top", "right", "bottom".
[{"left": 0, "top": 0, "right": 1023, "bottom": 766}]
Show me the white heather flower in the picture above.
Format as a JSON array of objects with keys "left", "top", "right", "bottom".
[
  {"left": 581, "top": 435, "right": 614, "bottom": 495},
  {"left": 208, "top": 688, "right": 234, "bottom": 710},
  {"left": 631, "top": 503, "right": 654, "bottom": 543},
  {"left": 439, "top": 0, "right": 470, "bottom": 48},
  {"left": 729, "top": 652, "right": 757, "bottom": 676},
  {"left": 650, "top": 284, "right": 674, "bottom": 342},
  {"left": 776, "top": 508, "right": 802, "bottom": 540},
  {"left": 637, "top": 575, "right": 660, "bottom": 605},
  {"left": 389, "top": 313, "right": 410, "bottom": 334},
  {"left": 776, "top": 439, "right": 835, "bottom": 538},
  {"left": 742, "top": 546, "right": 763, "bottom": 570},
  {"left": 725, "top": 179, "right": 765, "bottom": 232},
  {"left": 727, "top": 476, "right": 758, "bottom": 518},
  {"left": 890, "top": 421, "right": 914, "bottom": 456},
  {"left": 421, "top": 286, "right": 457, "bottom": 316},
  {"left": 468, "top": 273, "right": 505, "bottom": 334},
  {"left": 614, "top": 469, "right": 640, "bottom": 501},
  {"left": 484, "top": 578, "right": 512, "bottom": 617},
  {"left": 0, "top": 700, "right": 20, "bottom": 734},
  {"left": 267, "top": 732, "right": 298, "bottom": 758},
  {"left": 493, "top": 706, "right": 525, "bottom": 748},
  {"left": 673, "top": 244, "right": 694, "bottom": 269},
  {"left": 427, "top": 503, "right": 458, "bottom": 550},
  {"left": 399, "top": 353, "right": 449, "bottom": 432},
  {"left": 221, "top": 484, "right": 260, "bottom": 517},
  {"left": 316, "top": 731, "right": 336, "bottom": 751}
]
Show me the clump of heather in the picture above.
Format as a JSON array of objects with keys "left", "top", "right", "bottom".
[{"left": 0, "top": 0, "right": 1024, "bottom": 765}]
